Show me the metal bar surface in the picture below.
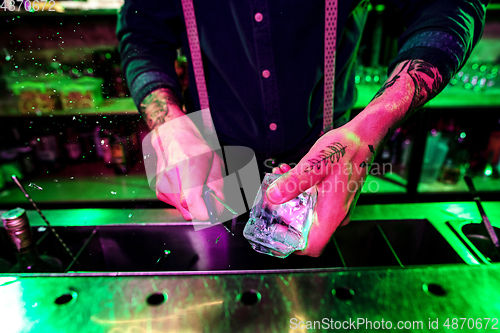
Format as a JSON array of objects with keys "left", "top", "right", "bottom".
[{"left": 1, "top": 264, "right": 499, "bottom": 332}]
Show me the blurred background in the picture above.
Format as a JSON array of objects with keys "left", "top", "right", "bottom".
[
  {"left": 0, "top": 3, "right": 499, "bottom": 329},
  {"left": 0, "top": 0, "right": 499, "bottom": 210}
]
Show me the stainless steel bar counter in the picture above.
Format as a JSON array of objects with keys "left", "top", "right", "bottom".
[{"left": 0, "top": 202, "right": 499, "bottom": 332}]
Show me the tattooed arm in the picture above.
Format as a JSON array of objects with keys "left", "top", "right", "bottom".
[
  {"left": 140, "top": 88, "right": 185, "bottom": 130},
  {"left": 358, "top": 59, "right": 444, "bottom": 152},
  {"left": 265, "top": 59, "right": 445, "bottom": 257}
]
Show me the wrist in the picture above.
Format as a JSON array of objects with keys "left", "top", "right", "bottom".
[
  {"left": 151, "top": 114, "right": 205, "bottom": 151},
  {"left": 348, "top": 60, "right": 439, "bottom": 150},
  {"left": 141, "top": 88, "right": 185, "bottom": 130},
  {"left": 347, "top": 104, "right": 401, "bottom": 151}
]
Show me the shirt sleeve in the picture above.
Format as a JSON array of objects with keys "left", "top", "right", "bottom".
[
  {"left": 385, "top": 0, "right": 489, "bottom": 83},
  {"left": 116, "top": 0, "right": 184, "bottom": 109}
]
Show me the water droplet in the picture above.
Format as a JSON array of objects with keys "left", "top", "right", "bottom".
[
  {"left": 53, "top": 179, "right": 58, "bottom": 183},
  {"left": 37, "top": 226, "right": 47, "bottom": 232},
  {"left": 111, "top": 191, "right": 117, "bottom": 195},
  {"left": 29, "top": 183, "right": 43, "bottom": 190},
  {"left": 128, "top": 214, "right": 132, "bottom": 218},
  {"left": 70, "top": 177, "right": 74, "bottom": 180}
]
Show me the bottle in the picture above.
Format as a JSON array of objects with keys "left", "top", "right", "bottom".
[
  {"left": 438, "top": 120, "right": 468, "bottom": 185},
  {"left": 35, "top": 128, "right": 64, "bottom": 174},
  {"left": 399, "top": 132, "right": 413, "bottom": 178},
  {"left": 2, "top": 208, "right": 63, "bottom": 273},
  {"left": 483, "top": 119, "right": 500, "bottom": 178},
  {"left": 110, "top": 126, "right": 130, "bottom": 174},
  {"left": 99, "top": 127, "right": 113, "bottom": 167},
  {"left": 12, "top": 127, "right": 36, "bottom": 178},
  {"left": 128, "top": 125, "right": 139, "bottom": 166},
  {"left": 79, "top": 131, "right": 98, "bottom": 162},
  {"left": 420, "top": 118, "right": 450, "bottom": 184},
  {"left": 372, "top": 128, "right": 400, "bottom": 176},
  {"left": 63, "top": 127, "right": 83, "bottom": 164},
  {"left": 93, "top": 126, "right": 104, "bottom": 160},
  {"left": 16, "top": 140, "right": 37, "bottom": 179}
]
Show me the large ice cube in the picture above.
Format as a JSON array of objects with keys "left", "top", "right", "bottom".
[{"left": 243, "top": 173, "right": 318, "bottom": 258}]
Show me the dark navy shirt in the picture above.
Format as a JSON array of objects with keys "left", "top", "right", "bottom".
[{"left": 117, "top": 0, "right": 488, "bottom": 155}]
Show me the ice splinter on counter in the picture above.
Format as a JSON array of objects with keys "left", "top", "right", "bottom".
[
  {"left": 243, "top": 173, "right": 318, "bottom": 258},
  {"left": 28, "top": 183, "right": 43, "bottom": 191}
]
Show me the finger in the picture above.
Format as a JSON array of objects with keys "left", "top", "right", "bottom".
[
  {"left": 295, "top": 178, "right": 357, "bottom": 257},
  {"left": 279, "top": 163, "right": 292, "bottom": 173},
  {"left": 273, "top": 166, "right": 288, "bottom": 174},
  {"left": 293, "top": 204, "right": 342, "bottom": 257},
  {"left": 206, "top": 153, "right": 226, "bottom": 215},
  {"left": 339, "top": 190, "right": 360, "bottom": 227},
  {"left": 266, "top": 152, "right": 329, "bottom": 205},
  {"left": 178, "top": 152, "right": 213, "bottom": 221},
  {"left": 340, "top": 214, "right": 351, "bottom": 227},
  {"left": 157, "top": 190, "right": 194, "bottom": 221}
]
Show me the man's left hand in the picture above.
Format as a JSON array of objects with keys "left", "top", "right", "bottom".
[
  {"left": 266, "top": 59, "right": 446, "bottom": 257},
  {"left": 266, "top": 124, "right": 374, "bottom": 257}
]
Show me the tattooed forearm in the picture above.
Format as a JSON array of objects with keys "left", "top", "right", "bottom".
[
  {"left": 371, "top": 59, "right": 443, "bottom": 114},
  {"left": 359, "top": 59, "right": 443, "bottom": 156},
  {"left": 371, "top": 62, "right": 409, "bottom": 102},
  {"left": 406, "top": 59, "right": 443, "bottom": 111},
  {"left": 140, "top": 88, "right": 182, "bottom": 130},
  {"left": 305, "top": 142, "right": 347, "bottom": 172}
]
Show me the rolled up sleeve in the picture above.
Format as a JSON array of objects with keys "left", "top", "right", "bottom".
[
  {"left": 116, "top": 0, "right": 184, "bottom": 109},
  {"left": 386, "top": 0, "right": 489, "bottom": 83}
]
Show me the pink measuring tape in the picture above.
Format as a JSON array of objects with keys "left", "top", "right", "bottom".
[
  {"left": 323, "top": 0, "right": 338, "bottom": 134},
  {"left": 181, "top": 0, "right": 338, "bottom": 135},
  {"left": 180, "top": 0, "right": 214, "bottom": 135}
]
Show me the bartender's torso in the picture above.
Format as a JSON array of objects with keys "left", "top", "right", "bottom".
[{"left": 180, "top": 0, "right": 368, "bottom": 155}]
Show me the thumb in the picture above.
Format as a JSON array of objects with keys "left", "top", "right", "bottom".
[
  {"left": 266, "top": 140, "right": 348, "bottom": 204},
  {"left": 266, "top": 159, "right": 326, "bottom": 205}
]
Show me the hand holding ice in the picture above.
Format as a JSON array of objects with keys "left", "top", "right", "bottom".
[{"left": 243, "top": 173, "right": 318, "bottom": 258}]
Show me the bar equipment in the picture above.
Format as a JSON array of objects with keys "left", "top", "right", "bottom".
[
  {"left": 464, "top": 175, "right": 500, "bottom": 259},
  {"left": 1, "top": 208, "right": 62, "bottom": 273}
]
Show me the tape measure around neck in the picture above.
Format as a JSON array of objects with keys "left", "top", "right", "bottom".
[
  {"left": 181, "top": 0, "right": 214, "bottom": 134},
  {"left": 323, "top": 0, "right": 338, "bottom": 135},
  {"left": 181, "top": 0, "right": 337, "bottom": 136}
]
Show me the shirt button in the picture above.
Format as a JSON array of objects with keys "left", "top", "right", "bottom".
[
  {"left": 269, "top": 123, "right": 277, "bottom": 131},
  {"left": 262, "top": 70, "right": 270, "bottom": 78},
  {"left": 254, "top": 12, "right": 263, "bottom": 22}
]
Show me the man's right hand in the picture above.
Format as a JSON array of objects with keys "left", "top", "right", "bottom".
[{"left": 141, "top": 88, "right": 225, "bottom": 221}]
